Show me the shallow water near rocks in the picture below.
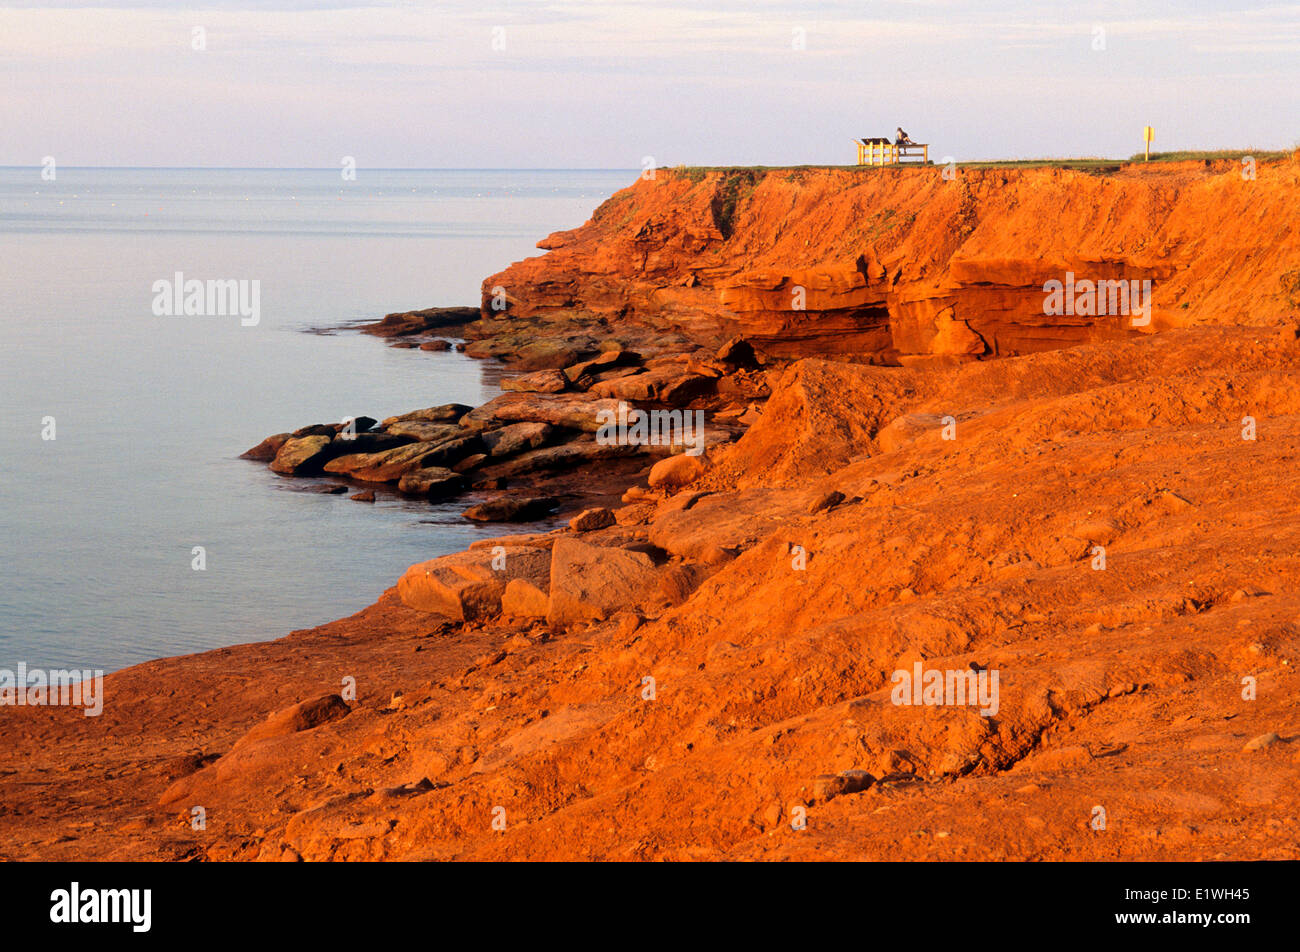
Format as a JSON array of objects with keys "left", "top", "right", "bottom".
[{"left": 0, "top": 167, "right": 633, "bottom": 671}]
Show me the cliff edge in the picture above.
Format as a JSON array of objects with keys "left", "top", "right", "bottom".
[{"left": 483, "top": 158, "right": 1300, "bottom": 365}]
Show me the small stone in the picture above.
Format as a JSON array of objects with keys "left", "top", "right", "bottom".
[
  {"left": 614, "top": 612, "right": 642, "bottom": 639},
  {"left": 1243, "top": 732, "right": 1281, "bottom": 751},
  {"left": 812, "top": 769, "right": 875, "bottom": 804},
  {"left": 648, "top": 453, "right": 706, "bottom": 492},
  {"left": 699, "top": 545, "right": 738, "bottom": 566},
  {"left": 807, "top": 490, "right": 845, "bottom": 514},
  {"left": 350, "top": 490, "right": 376, "bottom": 502},
  {"left": 812, "top": 774, "right": 842, "bottom": 802},
  {"left": 568, "top": 507, "right": 616, "bottom": 532}
]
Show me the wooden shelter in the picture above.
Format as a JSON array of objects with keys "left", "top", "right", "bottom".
[{"left": 855, "top": 137, "right": 929, "bottom": 166}]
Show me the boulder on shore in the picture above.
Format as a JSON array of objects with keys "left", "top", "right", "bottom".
[
  {"left": 546, "top": 537, "right": 659, "bottom": 627},
  {"left": 568, "top": 507, "right": 616, "bottom": 532},
  {"left": 235, "top": 694, "right": 351, "bottom": 749},
  {"left": 381, "top": 404, "right": 473, "bottom": 425},
  {"left": 589, "top": 366, "right": 715, "bottom": 404},
  {"left": 501, "top": 578, "right": 550, "bottom": 619},
  {"left": 396, "top": 467, "right": 467, "bottom": 498},
  {"left": 270, "top": 435, "right": 335, "bottom": 475},
  {"left": 480, "top": 421, "right": 555, "bottom": 458},
  {"left": 501, "top": 369, "right": 568, "bottom": 394},
  {"left": 648, "top": 453, "right": 706, "bottom": 491},
  {"left": 397, "top": 546, "right": 551, "bottom": 621},
  {"left": 241, "top": 432, "right": 291, "bottom": 461}
]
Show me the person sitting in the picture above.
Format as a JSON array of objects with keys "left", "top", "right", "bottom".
[{"left": 895, "top": 127, "right": 914, "bottom": 146}]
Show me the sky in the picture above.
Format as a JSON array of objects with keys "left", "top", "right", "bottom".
[{"left": 1, "top": 0, "right": 1297, "bottom": 167}]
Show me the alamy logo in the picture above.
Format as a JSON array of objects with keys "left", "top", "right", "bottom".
[
  {"left": 50, "top": 883, "right": 151, "bottom": 932},
  {"left": 0, "top": 663, "right": 103, "bottom": 716},
  {"left": 595, "top": 401, "right": 706, "bottom": 456},
  {"left": 151, "top": 272, "right": 260, "bottom": 326},
  {"left": 1043, "top": 272, "right": 1151, "bottom": 327},
  {"left": 890, "top": 661, "right": 999, "bottom": 717}
]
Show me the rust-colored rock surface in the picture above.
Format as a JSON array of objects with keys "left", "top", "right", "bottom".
[
  {"left": 483, "top": 159, "right": 1300, "bottom": 362},
  {"left": 3, "top": 163, "right": 1299, "bottom": 863}
]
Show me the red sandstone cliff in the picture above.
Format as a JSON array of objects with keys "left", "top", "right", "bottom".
[{"left": 484, "top": 158, "right": 1300, "bottom": 365}]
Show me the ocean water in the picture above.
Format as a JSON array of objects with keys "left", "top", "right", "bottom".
[{"left": 0, "top": 167, "right": 634, "bottom": 672}]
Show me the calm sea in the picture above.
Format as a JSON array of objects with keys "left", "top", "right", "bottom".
[{"left": 0, "top": 167, "right": 633, "bottom": 672}]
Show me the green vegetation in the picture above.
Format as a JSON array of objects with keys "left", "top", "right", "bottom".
[
  {"left": 1126, "top": 149, "right": 1290, "bottom": 163},
  {"left": 669, "top": 149, "right": 1296, "bottom": 179},
  {"left": 674, "top": 164, "right": 864, "bottom": 175},
  {"left": 864, "top": 207, "right": 900, "bottom": 242},
  {"left": 954, "top": 158, "right": 1122, "bottom": 171}
]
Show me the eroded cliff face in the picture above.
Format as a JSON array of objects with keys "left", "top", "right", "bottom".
[{"left": 483, "top": 158, "right": 1300, "bottom": 365}]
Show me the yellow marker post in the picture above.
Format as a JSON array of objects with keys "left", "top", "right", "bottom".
[{"left": 1143, "top": 125, "right": 1154, "bottom": 161}]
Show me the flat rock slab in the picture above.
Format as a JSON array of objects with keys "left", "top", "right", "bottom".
[
  {"left": 381, "top": 403, "right": 473, "bottom": 425},
  {"left": 481, "top": 421, "right": 555, "bottom": 457},
  {"left": 326, "top": 435, "right": 481, "bottom": 482},
  {"left": 649, "top": 487, "right": 797, "bottom": 561},
  {"left": 589, "top": 365, "right": 715, "bottom": 404},
  {"left": 460, "top": 392, "right": 624, "bottom": 433},
  {"left": 462, "top": 496, "right": 559, "bottom": 522},
  {"left": 501, "top": 369, "right": 568, "bottom": 394},
  {"left": 384, "top": 421, "right": 462, "bottom": 443}
]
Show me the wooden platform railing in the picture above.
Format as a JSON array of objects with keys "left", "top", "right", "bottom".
[{"left": 854, "top": 140, "right": 930, "bottom": 166}]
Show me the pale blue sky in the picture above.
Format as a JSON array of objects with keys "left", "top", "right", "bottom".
[{"left": 2, "top": 0, "right": 1296, "bottom": 167}]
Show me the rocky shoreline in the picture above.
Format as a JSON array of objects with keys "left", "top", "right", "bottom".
[{"left": 244, "top": 306, "right": 765, "bottom": 523}]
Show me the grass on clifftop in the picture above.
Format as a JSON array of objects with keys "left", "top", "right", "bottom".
[
  {"left": 1126, "top": 149, "right": 1291, "bottom": 163},
  {"left": 672, "top": 148, "right": 1295, "bottom": 178}
]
